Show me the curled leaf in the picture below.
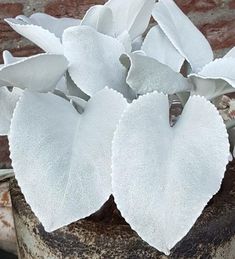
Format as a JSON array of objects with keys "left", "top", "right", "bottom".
[
  {"left": 0, "top": 54, "right": 68, "bottom": 92},
  {"left": 6, "top": 13, "right": 80, "bottom": 54},
  {"left": 142, "top": 25, "right": 185, "bottom": 72},
  {"left": 23, "top": 13, "right": 81, "bottom": 38},
  {"left": 152, "top": 0, "right": 213, "bottom": 72},
  {"left": 5, "top": 18, "right": 63, "bottom": 54},
  {"left": 121, "top": 53, "right": 191, "bottom": 95},
  {"left": 81, "top": 5, "right": 114, "bottom": 35},
  {"left": 63, "top": 26, "right": 134, "bottom": 99},
  {"left": 190, "top": 58, "right": 235, "bottom": 88},
  {"left": 189, "top": 58, "right": 235, "bottom": 99},
  {"left": 105, "top": 0, "right": 155, "bottom": 39}
]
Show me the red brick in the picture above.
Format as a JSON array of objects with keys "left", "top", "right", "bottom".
[
  {"left": 229, "top": 0, "right": 235, "bottom": 9},
  {"left": 0, "top": 137, "right": 11, "bottom": 169},
  {"left": 45, "top": 0, "right": 105, "bottom": 18},
  {"left": 175, "top": 0, "right": 217, "bottom": 14},
  {"left": 200, "top": 18, "right": 235, "bottom": 50},
  {"left": 10, "top": 45, "right": 42, "bottom": 57},
  {"left": 0, "top": 22, "right": 20, "bottom": 41},
  {"left": 0, "top": 3, "right": 23, "bottom": 17},
  {"left": 0, "top": 45, "right": 42, "bottom": 63}
]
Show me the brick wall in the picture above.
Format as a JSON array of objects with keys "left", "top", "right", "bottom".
[
  {"left": 0, "top": 0, "right": 235, "bottom": 167},
  {"left": 0, "top": 0, "right": 235, "bottom": 61}
]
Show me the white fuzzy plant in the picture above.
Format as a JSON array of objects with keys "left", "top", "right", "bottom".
[{"left": 0, "top": 0, "right": 234, "bottom": 255}]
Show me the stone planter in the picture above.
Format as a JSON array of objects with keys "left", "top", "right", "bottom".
[
  {"left": 0, "top": 137, "right": 17, "bottom": 255},
  {"left": 9, "top": 160, "right": 235, "bottom": 259},
  {"left": 0, "top": 180, "right": 17, "bottom": 255}
]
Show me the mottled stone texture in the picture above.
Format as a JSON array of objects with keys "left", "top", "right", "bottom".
[
  {"left": 9, "top": 160, "right": 235, "bottom": 258},
  {"left": 0, "top": 180, "right": 17, "bottom": 255}
]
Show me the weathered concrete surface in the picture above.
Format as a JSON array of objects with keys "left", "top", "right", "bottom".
[
  {"left": 0, "top": 180, "right": 17, "bottom": 255},
  {"left": 10, "top": 160, "right": 235, "bottom": 258}
]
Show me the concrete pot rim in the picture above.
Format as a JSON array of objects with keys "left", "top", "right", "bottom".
[{"left": 9, "top": 160, "right": 235, "bottom": 258}]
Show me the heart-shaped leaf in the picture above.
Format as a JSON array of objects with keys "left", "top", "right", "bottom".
[
  {"left": 121, "top": 53, "right": 191, "bottom": 95},
  {"left": 112, "top": 92, "right": 229, "bottom": 255},
  {"left": 63, "top": 26, "right": 134, "bottom": 99},
  {"left": 9, "top": 88, "right": 127, "bottom": 232},
  {"left": 0, "top": 53, "right": 68, "bottom": 92},
  {"left": 152, "top": 0, "right": 213, "bottom": 72},
  {"left": 81, "top": 5, "right": 114, "bottom": 35},
  {"left": 105, "top": 0, "right": 155, "bottom": 39},
  {"left": 0, "top": 87, "right": 22, "bottom": 136},
  {"left": 142, "top": 25, "right": 185, "bottom": 72}
]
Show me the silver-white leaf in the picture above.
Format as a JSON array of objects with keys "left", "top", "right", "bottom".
[
  {"left": 152, "top": 0, "right": 213, "bottom": 72},
  {"left": 5, "top": 18, "right": 63, "bottom": 54},
  {"left": 105, "top": 0, "right": 155, "bottom": 39},
  {"left": 112, "top": 92, "right": 229, "bottom": 255},
  {"left": 9, "top": 88, "right": 127, "bottom": 232},
  {"left": 0, "top": 54, "right": 68, "bottom": 92},
  {"left": 189, "top": 57, "right": 235, "bottom": 99},
  {"left": 121, "top": 53, "right": 191, "bottom": 95},
  {"left": 142, "top": 25, "right": 185, "bottom": 72},
  {"left": 63, "top": 26, "right": 134, "bottom": 99},
  {"left": 0, "top": 87, "right": 22, "bottom": 136},
  {"left": 81, "top": 5, "right": 114, "bottom": 35}
]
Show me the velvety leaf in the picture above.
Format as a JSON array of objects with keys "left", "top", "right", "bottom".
[
  {"left": 117, "top": 31, "right": 132, "bottom": 53},
  {"left": 224, "top": 47, "right": 235, "bottom": 58},
  {"left": 69, "top": 96, "right": 87, "bottom": 114},
  {"left": 3, "top": 50, "right": 23, "bottom": 65},
  {"left": 152, "top": 0, "right": 213, "bottom": 72},
  {"left": 9, "top": 88, "right": 127, "bottom": 231},
  {"left": 55, "top": 77, "right": 69, "bottom": 95},
  {"left": 0, "top": 87, "right": 22, "bottom": 136},
  {"left": 189, "top": 77, "right": 234, "bottom": 100},
  {"left": 105, "top": 0, "right": 155, "bottom": 39},
  {"left": 27, "top": 13, "right": 80, "bottom": 38},
  {"left": 189, "top": 58, "right": 235, "bottom": 98},
  {"left": 142, "top": 25, "right": 185, "bottom": 72},
  {"left": 63, "top": 26, "right": 134, "bottom": 99},
  {"left": 5, "top": 18, "right": 63, "bottom": 54},
  {"left": 132, "top": 36, "right": 143, "bottom": 51},
  {"left": 112, "top": 92, "right": 229, "bottom": 255},
  {"left": 66, "top": 72, "right": 90, "bottom": 101},
  {"left": 190, "top": 58, "right": 235, "bottom": 87},
  {"left": 0, "top": 54, "right": 68, "bottom": 92},
  {"left": 81, "top": 5, "right": 113, "bottom": 35},
  {"left": 121, "top": 53, "right": 191, "bottom": 95}
]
